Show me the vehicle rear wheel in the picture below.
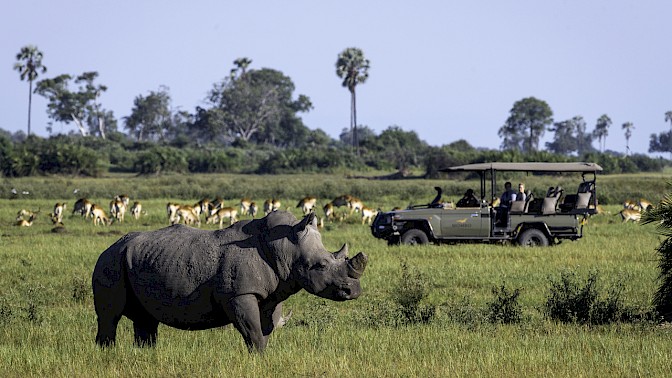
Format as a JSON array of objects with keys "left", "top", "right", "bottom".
[
  {"left": 401, "top": 229, "right": 429, "bottom": 245},
  {"left": 518, "top": 228, "right": 549, "bottom": 247}
]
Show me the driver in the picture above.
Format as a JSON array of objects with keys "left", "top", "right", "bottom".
[{"left": 456, "top": 189, "right": 479, "bottom": 207}]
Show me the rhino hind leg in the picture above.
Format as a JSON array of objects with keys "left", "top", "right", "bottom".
[{"left": 95, "top": 314, "right": 121, "bottom": 347}]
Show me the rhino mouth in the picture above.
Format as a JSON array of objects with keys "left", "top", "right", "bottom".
[{"left": 323, "top": 281, "right": 362, "bottom": 301}]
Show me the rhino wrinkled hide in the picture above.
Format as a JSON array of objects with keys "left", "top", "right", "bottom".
[{"left": 92, "top": 211, "right": 368, "bottom": 352}]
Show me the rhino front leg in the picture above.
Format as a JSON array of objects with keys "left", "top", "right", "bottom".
[
  {"left": 133, "top": 318, "right": 159, "bottom": 347},
  {"left": 228, "top": 294, "right": 267, "bottom": 352}
]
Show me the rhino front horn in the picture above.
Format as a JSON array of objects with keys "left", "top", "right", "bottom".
[{"left": 347, "top": 252, "right": 368, "bottom": 279}]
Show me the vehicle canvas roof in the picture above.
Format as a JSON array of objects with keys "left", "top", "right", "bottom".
[{"left": 440, "top": 162, "right": 603, "bottom": 173}]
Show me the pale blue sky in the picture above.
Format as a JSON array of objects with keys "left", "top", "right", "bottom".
[{"left": 2, "top": 1, "right": 670, "bottom": 155}]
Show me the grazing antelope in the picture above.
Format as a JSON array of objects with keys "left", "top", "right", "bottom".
[
  {"left": 639, "top": 198, "right": 654, "bottom": 211},
  {"left": 248, "top": 202, "right": 258, "bottom": 218},
  {"left": 196, "top": 198, "right": 211, "bottom": 219},
  {"left": 619, "top": 208, "right": 641, "bottom": 223},
  {"left": 16, "top": 209, "right": 33, "bottom": 221},
  {"left": 16, "top": 213, "right": 37, "bottom": 227},
  {"left": 52, "top": 202, "right": 66, "bottom": 224},
  {"left": 109, "top": 198, "right": 126, "bottom": 223},
  {"left": 323, "top": 202, "right": 336, "bottom": 223},
  {"left": 211, "top": 197, "right": 225, "bottom": 211},
  {"left": 272, "top": 199, "right": 282, "bottom": 212},
  {"left": 263, "top": 199, "right": 282, "bottom": 216},
  {"left": 91, "top": 204, "right": 111, "bottom": 226},
  {"left": 130, "top": 201, "right": 143, "bottom": 220},
  {"left": 73, "top": 198, "right": 93, "bottom": 218},
  {"left": 297, "top": 196, "right": 317, "bottom": 215},
  {"left": 209, "top": 207, "right": 238, "bottom": 228},
  {"left": 240, "top": 198, "right": 252, "bottom": 216},
  {"left": 623, "top": 200, "right": 640, "bottom": 211},
  {"left": 347, "top": 196, "right": 364, "bottom": 215},
  {"left": 361, "top": 206, "right": 379, "bottom": 225},
  {"left": 115, "top": 194, "right": 130, "bottom": 209},
  {"left": 331, "top": 194, "right": 363, "bottom": 215},
  {"left": 175, "top": 205, "right": 201, "bottom": 227},
  {"left": 167, "top": 202, "right": 181, "bottom": 224},
  {"left": 263, "top": 200, "right": 273, "bottom": 216}
]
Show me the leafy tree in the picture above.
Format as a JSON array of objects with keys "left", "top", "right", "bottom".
[
  {"left": 498, "top": 97, "right": 553, "bottom": 152},
  {"left": 14, "top": 45, "right": 47, "bottom": 136},
  {"left": 336, "top": 47, "right": 370, "bottom": 153},
  {"left": 34, "top": 72, "right": 114, "bottom": 138},
  {"left": 372, "top": 126, "right": 427, "bottom": 171},
  {"left": 124, "top": 87, "right": 173, "bottom": 142},
  {"left": 340, "top": 125, "right": 376, "bottom": 146},
  {"left": 546, "top": 119, "right": 577, "bottom": 155},
  {"left": 622, "top": 122, "right": 635, "bottom": 155},
  {"left": 649, "top": 131, "right": 672, "bottom": 156},
  {"left": 203, "top": 62, "right": 312, "bottom": 146},
  {"left": 593, "top": 114, "right": 612, "bottom": 152}
]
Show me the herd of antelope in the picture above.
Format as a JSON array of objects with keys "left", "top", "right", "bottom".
[
  {"left": 14, "top": 194, "right": 143, "bottom": 227},
  {"left": 164, "top": 194, "right": 379, "bottom": 229},
  {"left": 12, "top": 192, "right": 657, "bottom": 228},
  {"left": 618, "top": 198, "right": 655, "bottom": 223},
  {"left": 13, "top": 193, "right": 380, "bottom": 229}
]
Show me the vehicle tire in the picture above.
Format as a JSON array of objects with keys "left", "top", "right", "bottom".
[
  {"left": 517, "top": 228, "right": 549, "bottom": 247},
  {"left": 401, "top": 229, "right": 429, "bottom": 245}
]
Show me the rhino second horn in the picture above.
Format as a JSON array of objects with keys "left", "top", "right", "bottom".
[
  {"left": 347, "top": 252, "right": 368, "bottom": 279},
  {"left": 333, "top": 244, "right": 348, "bottom": 260}
]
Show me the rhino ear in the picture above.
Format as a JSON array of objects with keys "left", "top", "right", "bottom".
[{"left": 295, "top": 212, "right": 316, "bottom": 232}]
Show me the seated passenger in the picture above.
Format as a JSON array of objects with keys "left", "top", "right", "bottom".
[
  {"left": 456, "top": 189, "right": 480, "bottom": 208},
  {"left": 500, "top": 181, "right": 517, "bottom": 208},
  {"left": 516, "top": 183, "right": 527, "bottom": 202}
]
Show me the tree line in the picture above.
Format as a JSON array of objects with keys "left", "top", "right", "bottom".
[{"left": 6, "top": 45, "right": 671, "bottom": 178}]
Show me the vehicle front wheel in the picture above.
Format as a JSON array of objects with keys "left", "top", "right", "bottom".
[
  {"left": 517, "top": 228, "right": 549, "bottom": 247},
  {"left": 401, "top": 229, "right": 429, "bottom": 245}
]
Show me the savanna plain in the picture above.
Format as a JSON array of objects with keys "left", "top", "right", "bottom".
[{"left": 0, "top": 172, "right": 671, "bottom": 377}]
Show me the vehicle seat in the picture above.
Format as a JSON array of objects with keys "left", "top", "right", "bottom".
[
  {"left": 542, "top": 186, "right": 563, "bottom": 214},
  {"left": 510, "top": 190, "right": 533, "bottom": 214},
  {"left": 575, "top": 181, "right": 595, "bottom": 209}
]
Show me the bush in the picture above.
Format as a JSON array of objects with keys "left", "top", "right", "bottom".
[
  {"left": 486, "top": 283, "right": 523, "bottom": 324},
  {"left": 391, "top": 260, "right": 436, "bottom": 324},
  {"left": 544, "top": 269, "right": 629, "bottom": 325}
]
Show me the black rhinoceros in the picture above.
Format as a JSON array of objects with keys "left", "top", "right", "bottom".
[{"left": 92, "top": 211, "right": 367, "bottom": 352}]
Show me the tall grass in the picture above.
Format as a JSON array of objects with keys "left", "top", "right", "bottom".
[{"left": 1, "top": 173, "right": 671, "bottom": 376}]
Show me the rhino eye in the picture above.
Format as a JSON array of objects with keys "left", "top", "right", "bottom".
[{"left": 310, "top": 262, "right": 327, "bottom": 271}]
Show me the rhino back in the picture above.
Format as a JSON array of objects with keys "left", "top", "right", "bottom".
[{"left": 124, "top": 224, "right": 279, "bottom": 308}]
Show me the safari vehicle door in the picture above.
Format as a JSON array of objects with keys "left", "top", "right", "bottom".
[{"left": 439, "top": 205, "right": 490, "bottom": 238}]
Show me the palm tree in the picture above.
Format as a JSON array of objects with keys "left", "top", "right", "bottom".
[
  {"left": 14, "top": 45, "right": 47, "bottom": 136},
  {"left": 622, "top": 122, "right": 634, "bottom": 155},
  {"left": 230, "top": 57, "right": 252, "bottom": 79},
  {"left": 336, "top": 48, "right": 370, "bottom": 153},
  {"left": 665, "top": 111, "right": 672, "bottom": 159},
  {"left": 593, "top": 114, "right": 612, "bottom": 152}
]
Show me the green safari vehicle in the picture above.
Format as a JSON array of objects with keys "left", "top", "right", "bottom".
[{"left": 370, "top": 162, "right": 602, "bottom": 247}]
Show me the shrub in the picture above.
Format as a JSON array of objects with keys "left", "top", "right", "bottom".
[
  {"left": 391, "top": 260, "right": 436, "bottom": 324},
  {"left": 544, "top": 269, "right": 629, "bottom": 325},
  {"left": 486, "top": 283, "right": 523, "bottom": 324}
]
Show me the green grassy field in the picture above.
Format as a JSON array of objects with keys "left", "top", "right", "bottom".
[{"left": 1, "top": 173, "right": 671, "bottom": 377}]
